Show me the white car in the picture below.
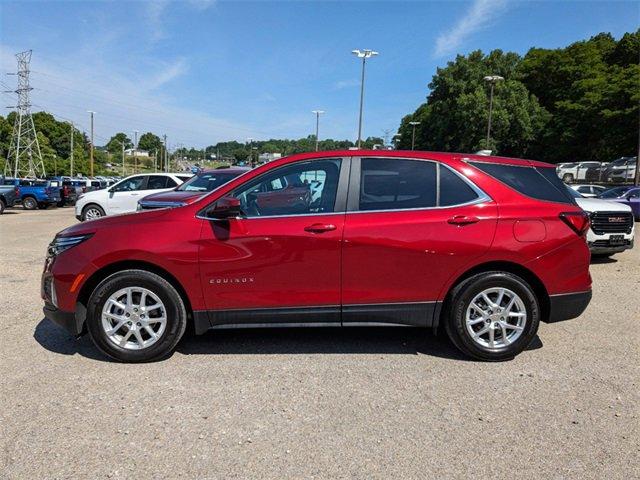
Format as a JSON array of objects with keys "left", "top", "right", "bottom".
[
  {"left": 570, "top": 184, "right": 607, "bottom": 198},
  {"left": 75, "top": 173, "right": 192, "bottom": 221},
  {"left": 556, "top": 161, "right": 602, "bottom": 183},
  {"left": 567, "top": 188, "right": 635, "bottom": 257}
]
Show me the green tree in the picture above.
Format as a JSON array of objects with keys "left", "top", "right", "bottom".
[
  {"left": 106, "top": 133, "right": 132, "bottom": 155},
  {"left": 138, "top": 132, "right": 163, "bottom": 154},
  {"left": 397, "top": 49, "right": 549, "bottom": 158}
]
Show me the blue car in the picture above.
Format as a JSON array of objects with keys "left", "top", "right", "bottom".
[{"left": 14, "top": 178, "right": 62, "bottom": 210}]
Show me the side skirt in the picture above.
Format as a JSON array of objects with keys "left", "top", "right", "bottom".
[{"left": 193, "top": 302, "right": 439, "bottom": 335}]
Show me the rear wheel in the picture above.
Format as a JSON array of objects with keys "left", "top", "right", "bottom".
[
  {"left": 82, "top": 204, "right": 105, "bottom": 221},
  {"left": 445, "top": 272, "right": 540, "bottom": 361},
  {"left": 86, "top": 270, "right": 187, "bottom": 362},
  {"left": 0, "top": 198, "right": 5, "bottom": 214},
  {"left": 22, "top": 196, "right": 37, "bottom": 210}
]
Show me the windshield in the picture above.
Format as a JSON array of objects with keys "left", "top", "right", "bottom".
[
  {"left": 177, "top": 171, "right": 241, "bottom": 192},
  {"left": 566, "top": 186, "right": 583, "bottom": 198},
  {"left": 599, "top": 187, "right": 629, "bottom": 199}
]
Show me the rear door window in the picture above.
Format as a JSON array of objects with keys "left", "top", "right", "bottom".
[
  {"left": 359, "top": 158, "right": 436, "bottom": 211},
  {"left": 470, "top": 162, "right": 575, "bottom": 204},
  {"left": 439, "top": 165, "right": 481, "bottom": 206},
  {"left": 146, "top": 176, "right": 170, "bottom": 189}
]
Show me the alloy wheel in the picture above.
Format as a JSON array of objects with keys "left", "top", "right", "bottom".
[
  {"left": 465, "top": 287, "right": 527, "bottom": 350},
  {"left": 101, "top": 287, "right": 167, "bottom": 350},
  {"left": 85, "top": 207, "right": 103, "bottom": 220}
]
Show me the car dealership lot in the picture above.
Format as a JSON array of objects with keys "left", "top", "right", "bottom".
[{"left": 1, "top": 207, "right": 638, "bottom": 479}]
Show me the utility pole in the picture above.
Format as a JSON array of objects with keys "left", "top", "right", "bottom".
[
  {"left": 483, "top": 75, "right": 504, "bottom": 148},
  {"left": 87, "top": 110, "right": 96, "bottom": 176},
  {"left": 635, "top": 115, "right": 639, "bottom": 186},
  {"left": 352, "top": 49, "right": 379, "bottom": 149},
  {"left": 121, "top": 141, "right": 125, "bottom": 177},
  {"left": 409, "top": 121, "right": 421, "bottom": 150},
  {"left": 133, "top": 130, "right": 139, "bottom": 174},
  {"left": 154, "top": 149, "right": 157, "bottom": 172},
  {"left": 4, "top": 50, "right": 46, "bottom": 178},
  {"left": 69, "top": 122, "right": 74, "bottom": 177},
  {"left": 312, "top": 110, "right": 325, "bottom": 151},
  {"left": 163, "top": 134, "right": 168, "bottom": 172}
]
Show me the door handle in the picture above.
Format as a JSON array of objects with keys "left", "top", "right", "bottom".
[
  {"left": 447, "top": 215, "right": 479, "bottom": 226},
  {"left": 304, "top": 223, "right": 337, "bottom": 233}
]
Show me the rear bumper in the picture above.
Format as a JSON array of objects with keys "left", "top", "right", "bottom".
[
  {"left": 546, "top": 290, "right": 592, "bottom": 323},
  {"left": 43, "top": 302, "right": 83, "bottom": 336}
]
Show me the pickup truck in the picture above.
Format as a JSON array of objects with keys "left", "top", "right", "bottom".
[
  {"left": 14, "top": 178, "right": 62, "bottom": 210},
  {"left": 0, "top": 181, "right": 20, "bottom": 214}
]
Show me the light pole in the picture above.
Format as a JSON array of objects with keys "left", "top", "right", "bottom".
[
  {"left": 483, "top": 75, "right": 504, "bottom": 147},
  {"left": 69, "top": 122, "right": 74, "bottom": 178},
  {"left": 409, "top": 121, "right": 421, "bottom": 150},
  {"left": 87, "top": 111, "right": 96, "bottom": 176},
  {"left": 312, "top": 110, "right": 325, "bottom": 151},
  {"left": 133, "top": 130, "right": 139, "bottom": 173},
  {"left": 352, "top": 49, "right": 379, "bottom": 149}
]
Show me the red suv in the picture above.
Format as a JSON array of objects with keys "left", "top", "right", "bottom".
[{"left": 42, "top": 151, "right": 592, "bottom": 362}]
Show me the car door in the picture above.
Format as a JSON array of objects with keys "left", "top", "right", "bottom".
[
  {"left": 107, "top": 175, "right": 148, "bottom": 214},
  {"left": 341, "top": 157, "right": 497, "bottom": 327},
  {"left": 197, "top": 157, "right": 349, "bottom": 326}
]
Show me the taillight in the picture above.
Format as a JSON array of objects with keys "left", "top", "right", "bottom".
[
  {"left": 14, "top": 186, "right": 20, "bottom": 195},
  {"left": 560, "top": 211, "right": 590, "bottom": 236}
]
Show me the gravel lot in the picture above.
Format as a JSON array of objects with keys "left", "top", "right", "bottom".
[{"left": 1, "top": 206, "right": 638, "bottom": 479}]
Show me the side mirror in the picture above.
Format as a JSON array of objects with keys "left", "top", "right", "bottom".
[{"left": 207, "top": 196, "right": 241, "bottom": 219}]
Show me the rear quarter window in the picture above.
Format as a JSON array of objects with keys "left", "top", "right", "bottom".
[{"left": 470, "top": 162, "right": 575, "bottom": 204}]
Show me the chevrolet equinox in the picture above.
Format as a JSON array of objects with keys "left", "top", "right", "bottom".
[{"left": 42, "top": 151, "right": 592, "bottom": 362}]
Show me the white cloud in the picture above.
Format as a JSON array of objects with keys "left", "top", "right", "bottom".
[
  {"left": 434, "top": 0, "right": 509, "bottom": 58},
  {"left": 333, "top": 79, "right": 360, "bottom": 90},
  {"left": 146, "top": 0, "right": 170, "bottom": 42},
  {"left": 0, "top": 43, "right": 269, "bottom": 147},
  {"left": 147, "top": 58, "right": 189, "bottom": 89}
]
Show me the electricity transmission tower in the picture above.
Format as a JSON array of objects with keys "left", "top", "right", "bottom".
[{"left": 4, "top": 50, "right": 45, "bottom": 178}]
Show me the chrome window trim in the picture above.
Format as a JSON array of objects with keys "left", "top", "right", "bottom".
[{"left": 195, "top": 211, "right": 347, "bottom": 221}]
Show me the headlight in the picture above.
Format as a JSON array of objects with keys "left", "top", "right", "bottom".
[{"left": 47, "top": 234, "right": 93, "bottom": 257}]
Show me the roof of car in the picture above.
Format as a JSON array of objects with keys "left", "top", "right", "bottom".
[{"left": 267, "top": 150, "right": 553, "bottom": 168}]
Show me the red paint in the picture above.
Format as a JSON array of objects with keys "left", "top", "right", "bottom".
[{"left": 43, "top": 150, "right": 592, "bottom": 318}]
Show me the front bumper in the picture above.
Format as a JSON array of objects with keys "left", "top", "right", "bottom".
[
  {"left": 43, "top": 302, "right": 83, "bottom": 336},
  {"left": 546, "top": 290, "right": 592, "bottom": 323}
]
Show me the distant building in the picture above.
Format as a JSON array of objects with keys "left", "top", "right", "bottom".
[
  {"left": 124, "top": 148, "right": 150, "bottom": 158},
  {"left": 259, "top": 153, "right": 282, "bottom": 162}
]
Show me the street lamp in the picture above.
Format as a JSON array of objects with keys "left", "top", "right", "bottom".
[
  {"left": 483, "top": 75, "right": 504, "bottom": 147},
  {"left": 409, "top": 121, "right": 421, "bottom": 150},
  {"left": 312, "top": 110, "right": 325, "bottom": 151},
  {"left": 352, "top": 49, "right": 379, "bottom": 149}
]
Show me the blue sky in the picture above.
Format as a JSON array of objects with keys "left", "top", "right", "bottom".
[{"left": 1, "top": 0, "right": 638, "bottom": 149}]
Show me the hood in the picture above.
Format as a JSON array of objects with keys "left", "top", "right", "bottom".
[
  {"left": 58, "top": 209, "right": 170, "bottom": 236},
  {"left": 139, "top": 190, "right": 205, "bottom": 206},
  {"left": 575, "top": 197, "right": 632, "bottom": 213}
]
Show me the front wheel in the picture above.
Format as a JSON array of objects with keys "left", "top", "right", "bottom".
[
  {"left": 86, "top": 270, "right": 187, "bottom": 362},
  {"left": 82, "top": 204, "right": 105, "bottom": 221},
  {"left": 444, "top": 272, "right": 540, "bottom": 361}
]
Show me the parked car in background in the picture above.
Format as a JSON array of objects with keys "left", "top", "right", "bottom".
[
  {"left": 598, "top": 186, "right": 640, "bottom": 221},
  {"left": 14, "top": 178, "right": 61, "bottom": 210},
  {"left": 0, "top": 181, "right": 20, "bottom": 214},
  {"left": 584, "top": 162, "right": 610, "bottom": 182},
  {"left": 556, "top": 161, "right": 602, "bottom": 183},
  {"left": 606, "top": 157, "right": 637, "bottom": 183},
  {"left": 44, "top": 150, "right": 592, "bottom": 363},
  {"left": 569, "top": 184, "right": 607, "bottom": 198},
  {"left": 75, "top": 173, "right": 191, "bottom": 221},
  {"left": 138, "top": 167, "right": 249, "bottom": 211},
  {"left": 567, "top": 187, "right": 635, "bottom": 257},
  {"left": 50, "top": 177, "right": 80, "bottom": 207}
]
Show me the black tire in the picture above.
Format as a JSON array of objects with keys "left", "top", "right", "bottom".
[
  {"left": 86, "top": 269, "right": 188, "bottom": 362},
  {"left": 0, "top": 198, "right": 5, "bottom": 214},
  {"left": 444, "top": 271, "right": 540, "bottom": 361},
  {"left": 81, "top": 204, "right": 105, "bottom": 221},
  {"left": 57, "top": 200, "right": 65, "bottom": 208},
  {"left": 22, "top": 196, "right": 37, "bottom": 210},
  {"left": 562, "top": 173, "right": 574, "bottom": 183}
]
